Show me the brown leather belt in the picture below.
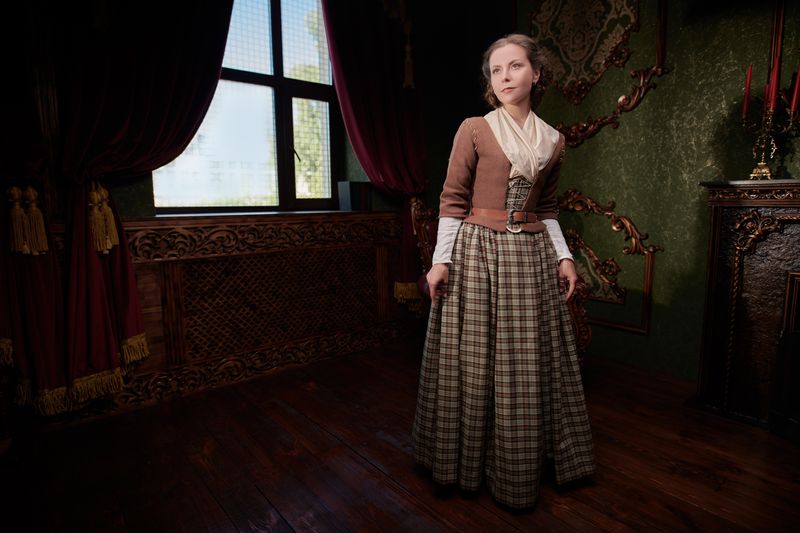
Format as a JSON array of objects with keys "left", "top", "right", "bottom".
[
  {"left": 470, "top": 207, "right": 538, "bottom": 233},
  {"left": 470, "top": 207, "right": 537, "bottom": 222}
]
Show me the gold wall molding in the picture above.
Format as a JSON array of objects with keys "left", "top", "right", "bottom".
[
  {"left": 559, "top": 188, "right": 663, "bottom": 334},
  {"left": 530, "top": 0, "right": 639, "bottom": 106},
  {"left": 532, "top": 0, "right": 670, "bottom": 148}
]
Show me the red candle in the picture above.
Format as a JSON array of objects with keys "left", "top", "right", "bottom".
[
  {"left": 790, "top": 67, "right": 800, "bottom": 116},
  {"left": 769, "top": 56, "right": 780, "bottom": 110},
  {"left": 768, "top": 1, "right": 785, "bottom": 111},
  {"left": 743, "top": 64, "right": 752, "bottom": 119}
]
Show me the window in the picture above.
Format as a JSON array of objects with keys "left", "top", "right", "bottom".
[{"left": 153, "top": 0, "right": 340, "bottom": 212}]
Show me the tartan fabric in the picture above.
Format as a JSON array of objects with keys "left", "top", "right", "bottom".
[
  {"left": 505, "top": 177, "right": 532, "bottom": 210},
  {"left": 412, "top": 222, "right": 595, "bottom": 509}
]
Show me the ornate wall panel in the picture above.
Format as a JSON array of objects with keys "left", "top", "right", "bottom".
[
  {"left": 559, "top": 188, "right": 663, "bottom": 334},
  {"left": 529, "top": 0, "right": 670, "bottom": 147},
  {"left": 699, "top": 180, "right": 800, "bottom": 426},
  {"left": 530, "top": 0, "right": 639, "bottom": 105}
]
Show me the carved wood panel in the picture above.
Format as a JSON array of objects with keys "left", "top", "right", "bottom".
[
  {"left": 699, "top": 181, "right": 800, "bottom": 425},
  {"left": 40, "top": 212, "right": 402, "bottom": 418}
]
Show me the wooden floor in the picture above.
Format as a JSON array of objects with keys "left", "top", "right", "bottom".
[{"left": 1, "top": 336, "right": 799, "bottom": 532}]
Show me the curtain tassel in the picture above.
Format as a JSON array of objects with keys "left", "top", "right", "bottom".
[
  {"left": 30, "top": 368, "right": 124, "bottom": 416},
  {"left": 7, "top": 186, "right": 30, "bottom": 254},
  {"left": 0, "top": 338, "right": 12, "bottom": 367},
  {"left": 394, "top": 281, "right": 424, "bottom": 316},
  {"left": 23, "top": 186, "right": 48, "bottom": 255},
  {"left": 121, "top": 333, "right": 149, "bottom": 366},
  {"left": 15, "top": 379, "right": 32, "bottom": 407},
  {"left": 97, "top": 184, "right": 119, "bottom": 247},
  {"left": 89, "top": 183, "right": 111, "bottom": 253},
  {"left": 67, "top": 367, "right": 124, "bottom": 406}
]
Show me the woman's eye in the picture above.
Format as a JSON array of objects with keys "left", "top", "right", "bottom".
[{"left": 512, "top": 63, "right": 521, "bottom": 69}]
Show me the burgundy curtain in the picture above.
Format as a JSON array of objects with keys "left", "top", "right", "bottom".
[
  {"left": 1, "top": 0, "right": 232, "bottom": 415},
  {"left": 321, "top": 0, "right": 428, "bottom": 291}
]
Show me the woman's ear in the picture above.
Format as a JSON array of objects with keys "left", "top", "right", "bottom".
[{"left": 532, "top": 68, "right": 541, "bottom": 86}]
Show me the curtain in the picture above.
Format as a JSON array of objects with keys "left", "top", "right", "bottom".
[
  {"left": 0, "top": 0, "right": 233, "bottom": 415},
  {"left": 321, "top": 0, "right": 429, "bottom": 303}
]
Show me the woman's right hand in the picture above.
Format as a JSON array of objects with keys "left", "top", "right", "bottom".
[{"left": 426, "top": 263, "right": 449, "bottom": 301}]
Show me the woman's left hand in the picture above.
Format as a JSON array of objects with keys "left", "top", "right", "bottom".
[{"left": 558, "top": 259, "right": 577, "bottom": 302}]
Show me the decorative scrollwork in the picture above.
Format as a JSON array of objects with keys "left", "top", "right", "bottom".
[
  {"left": 410, "top": 196, "right": 438, "bottom": 272},
  {"left": 723, "top": 211, "right": 800, "bottom": 407},
  {"left": 530, "top": 0, "right": 639, "bottom": 106},
  {"left": 707, "top": 186, "right": 800, "bottom": 203},
  {"left": 565, "top": 229, "right": 625, "bottom": 302},
  {"left": 559, "top": 188, "right": 662, "bottom": 334},
  {"left": 732, "top": 211, "right": 784, "bottom": 253},
  {"left": 126, "top": 216, "right": 401, "bottom": 262},
  {"left": 556, "top": 64, "right": 668, "bottom": 148},
  {"left": 559, "top": 188, "right": 664, "bottom": 255},
  {"left": 115, "top": 326, "right": 397, "bottom": 409},
  {"left": 543, "top": 0, "right": 669, "bottom": 148}
]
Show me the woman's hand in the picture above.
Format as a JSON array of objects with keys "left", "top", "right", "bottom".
[
  {"left": 426, "top": 263, "right": 449, "bottom": 302},
  {"left": 558, "top": 258, "right": 578, "bottom": 302}
]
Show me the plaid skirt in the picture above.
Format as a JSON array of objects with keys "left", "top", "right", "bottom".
[{"left": 412, "top": 222, "right": 595, "bottom": 509}]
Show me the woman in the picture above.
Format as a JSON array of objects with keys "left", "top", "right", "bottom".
[{"left": 412, "top": 33, "right": 595, "bottom": 509}]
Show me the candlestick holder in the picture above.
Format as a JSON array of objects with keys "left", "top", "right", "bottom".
[{"left": 741, "top": 103, "right": 799, "bottom": 180}]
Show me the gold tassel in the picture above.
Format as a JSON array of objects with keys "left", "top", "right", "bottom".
[
  {"left": 32, "top": 368, "right": 124, "bottom": 416},
  {"left": 34, "top": 387, "right": 68, "bottom": 416},
  {"left": 394, "top": 281, "right": 424, "bottom": 316},
  {"left": 393, "top": 281, "right": 421, "bottom": 302},
  {"left": 23, "top": 186, "right": 48, "bottom": 255},
  {"left": 97, "top": 183, "right": 119, "bottom": 248},
  {"left": 15, "top": 379, "right": 32, "bottom": 407},
  {"left": 7, "top": 186, "right": 30, "bottom": 254},
  {"left": 67, "top": 367, "right": 123, "bottom": 406},
  {"left": 0, "top": 338, "right": 12, "bottom": 367},
  {"left": 120, "top": 333, "right": 149, "bottom": 366},
  {"left": 88, "top": 183, "right": 109, "bottom": 253}
]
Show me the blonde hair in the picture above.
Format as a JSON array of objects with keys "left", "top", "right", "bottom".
[{"left": 481, "top": 33, "right": 547, "bottom": 109}]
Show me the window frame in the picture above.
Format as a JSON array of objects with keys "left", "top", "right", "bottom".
[{"left": 155, "top": 0, "right": 343, "bottom": 215}]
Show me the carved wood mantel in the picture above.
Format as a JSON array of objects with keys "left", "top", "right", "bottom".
[{"left": 698, "top": 180, "right": 800, "bottom": 427}]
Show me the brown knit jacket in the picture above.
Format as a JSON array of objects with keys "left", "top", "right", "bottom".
[{"left": 438, "top": 116, "right": 566, "bottom": 234}]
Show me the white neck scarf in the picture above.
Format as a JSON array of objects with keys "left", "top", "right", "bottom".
[{"left": 484, "top": 107, "right": 560, "bottom": 184}]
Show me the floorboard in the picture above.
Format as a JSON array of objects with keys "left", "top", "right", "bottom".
[{"left": 0, "top": 337, "right": 798, "bottom": 532}]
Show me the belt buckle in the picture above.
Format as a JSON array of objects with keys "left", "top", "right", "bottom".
[{"left": 506, "top": 208, "right": 523, "bottom": 233}]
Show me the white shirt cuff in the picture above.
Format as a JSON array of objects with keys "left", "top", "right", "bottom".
[
  {"left": 543, "top": 218, "right": 574, "bottom": 262},
  {"left": 431, "top": 216, "right": 462, "bottom": 265}
]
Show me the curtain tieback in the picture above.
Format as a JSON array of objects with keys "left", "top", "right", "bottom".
[{"left": 89, "top": 181, "right": 119, "bottom": 254}]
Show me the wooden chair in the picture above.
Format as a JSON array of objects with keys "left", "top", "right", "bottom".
[{"left": 410, "top": 196, "right": 592, "bottom": 363}]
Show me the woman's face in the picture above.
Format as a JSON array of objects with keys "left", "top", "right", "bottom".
[{"left": 489, "top": 43, "right": 539, "bottom": 109}]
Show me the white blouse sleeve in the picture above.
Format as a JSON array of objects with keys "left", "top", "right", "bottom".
[
  {"left": 431, "top": 216, "right": 463, "bottom": 265},
  {"left": 543, "top": 218, "right": 574, "bottom": 263}
]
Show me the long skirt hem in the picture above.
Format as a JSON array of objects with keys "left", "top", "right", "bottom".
[{"left": 411, "top": 223, "right": 595, "bottom": 509}]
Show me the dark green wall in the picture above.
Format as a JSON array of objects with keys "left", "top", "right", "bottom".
[
  {"left": 509, "top": 0, "right": 800, "bottom": 378},
  {"left": 109, "top": 1, "right": 800, "bottom": 381}
]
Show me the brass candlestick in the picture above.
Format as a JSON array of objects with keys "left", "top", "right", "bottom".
[
  {"left": 742, "top": 105, "right": 799, "bottom": 180},
  {"left": 748, "top": 109, "right": 777, "bottom": 179}
]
